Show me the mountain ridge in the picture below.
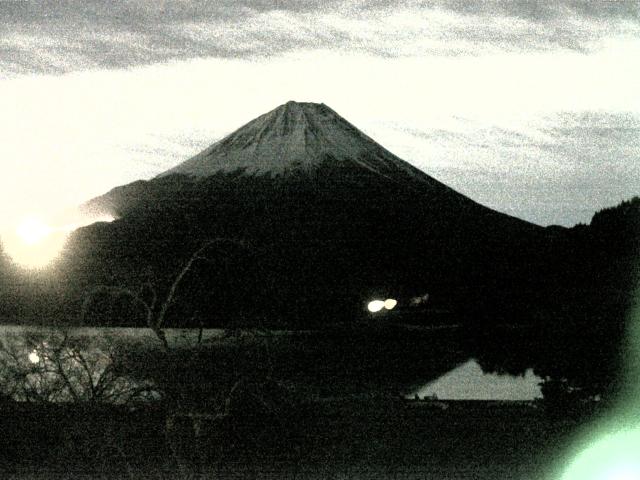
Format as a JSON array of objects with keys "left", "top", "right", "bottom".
[
  {"left": 69, "top": 101, "right": 552, "bottom": 328},
  {"left": 86, "top": 101, "right": 535, "bottom": 231},
  {"left": 160, "top": 101, "right": 440, "bottom": 186}
]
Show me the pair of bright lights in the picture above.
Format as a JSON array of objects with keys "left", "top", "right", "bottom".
[{"left": 367, "top": 298, "right": 397, "bottom": 313}]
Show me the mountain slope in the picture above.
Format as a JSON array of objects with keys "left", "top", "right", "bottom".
[
  {"left": 84, "top": 101, "right": 527, "bottom": 228},
  {"left": 162, "top": 101, "right": 436, "bottom": 184},
  {"left": 71, "top": 101, "right": 550, "bottom": 328}
]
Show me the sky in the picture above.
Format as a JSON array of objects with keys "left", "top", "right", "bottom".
[{"left": 1, "top": 0, "right": 639, "bottom": 230}]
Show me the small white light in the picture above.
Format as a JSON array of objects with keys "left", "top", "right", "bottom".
[
  {"left": 28, "top": 350, "right": 40, "bottom": 364},
  {"left": 384, "top": 298, "right": 398, "bottom": 310},
  {"left": 367, "top": 300, "right": 385, "bottom": 313}
]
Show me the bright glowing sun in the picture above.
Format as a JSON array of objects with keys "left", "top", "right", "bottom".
[
  {"left": 2, "top": 213, "right": 115, "bottom": 269},
  {"left": 2, "top": 216, "right": 67, "bottom": 269},
  {"left": 16, "top": 217, "right": 52, "bottom": 245}
]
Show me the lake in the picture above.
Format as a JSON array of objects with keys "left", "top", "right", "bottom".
[
  {"left": 408, "top": 359, "right": 543, "bottom": 401},
  {"left": 0, "top": 325, "right": 543, "bottom": 403}
]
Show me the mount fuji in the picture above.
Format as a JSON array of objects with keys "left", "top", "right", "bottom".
[
  {"left": 70, "top": 101, "right": 550, "bottom": 327},
  {"left": 84, "top": 101, "right": 473, "bottom": 216},
  {"left": 162, "top": 101, "right": 437, "bottom": 184}
]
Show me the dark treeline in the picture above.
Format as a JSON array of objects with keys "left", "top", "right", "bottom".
[{"left": 472, "top": 197, "right": 639, "bottom": 402}]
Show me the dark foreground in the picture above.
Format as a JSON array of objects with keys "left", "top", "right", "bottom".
[{"left": 0, "top": 398, "right": 599, "bottom": 480}]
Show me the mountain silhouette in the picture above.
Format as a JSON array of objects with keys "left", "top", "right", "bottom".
[
  {"left": 71, "top": 101, "right": 552, "bottom": 328},
  {"left": 84, "top": 101, "right": 485, "bottom": 216}
]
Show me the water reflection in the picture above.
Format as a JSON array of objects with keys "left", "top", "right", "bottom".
[
  {"left": 409, "top": 359, "right": 543, "bottom": 401},
  {"left": 0, "top": 325, "right": 470, "bottom": 404},
  {"left": 0, "top": 327, "right": 159, "bottom": 403}
]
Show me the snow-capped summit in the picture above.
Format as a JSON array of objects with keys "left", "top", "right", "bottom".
[{"left": 160, "top": 101, "right": 430, "bottom": 184}]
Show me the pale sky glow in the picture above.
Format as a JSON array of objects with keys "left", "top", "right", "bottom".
[
  {"left": 0, "top": 0, "right": 639, "bottom": 234},
  {"left": 4, "top": 223, "right": 69, "bottom": 269},
  {"left": 3, "top": 213, "right": 114, "bottom": 269},
  {"left": 16, "top": 217, "right": 52, "bottom": 246}
]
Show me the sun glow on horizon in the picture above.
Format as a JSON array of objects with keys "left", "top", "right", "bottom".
[
  {"left": 16, "top": 217, "right": 52, "bottom": 245},
  {"left": 3, "top": 216, "right": 68, "bottom": 269},
  {"left": 2, "top": 213, "right": 115, "bottom": 269}
]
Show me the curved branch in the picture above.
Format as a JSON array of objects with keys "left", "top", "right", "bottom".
[
  {"left": 81, "top": 285, "right": 154, "bottom": 324},
  {"left": 154, "top": 238, "right": 246, "bottom": 334}
]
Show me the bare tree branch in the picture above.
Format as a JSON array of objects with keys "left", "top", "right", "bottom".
[
  {"left": 155, "top": 239, "right": 238, "bottom": 331},
  {"left": 79, "top": 238, "right": 246, "bottom": 352}
]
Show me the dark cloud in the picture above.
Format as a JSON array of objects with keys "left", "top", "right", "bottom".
[
  {"left": 1, "top": 0, "right": 638, "bottom": 76},
  {"left": 426, "top": 0, "right": 640, "bottom": 22}
]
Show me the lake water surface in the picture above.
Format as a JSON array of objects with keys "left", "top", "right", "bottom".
[
  {"left": 409, "top": 359, "right": 543, "bottom": 401},
  {"left": 0, "top": 325, "right": 543, "bottom": 402}
]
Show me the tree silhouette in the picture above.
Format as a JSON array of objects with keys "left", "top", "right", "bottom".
[{"left": 80, "top": 238, "right": 246, "bottom": 350}]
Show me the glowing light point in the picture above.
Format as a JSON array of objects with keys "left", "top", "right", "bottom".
[
  {"left": 4, "top": 215, "right": 73, "bottom": 268},
  {"left": 28, "top": 350, "right": 40, "bottom": 364},
  {"left": 384, "top": 298, "right": 398, "bottom": 310},
  {"left": 367, "top": 300, "right": 385, "bottom": 313}
]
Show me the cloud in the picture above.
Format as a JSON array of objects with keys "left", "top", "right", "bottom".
[
  {"left": 0, "top": 2, "right": 637, "bottom": 228},
  {"left": 1, "top": 0, "right": 639, "bottom": 76},
  {"left": 427, "top": 0, "right": 640, "bottom": 22},
  {"left": 385, "top": 111, "right": 640, "bottom": 226},
  {"left": 0, "top": 48, "right": 637, "bottom": 227}
]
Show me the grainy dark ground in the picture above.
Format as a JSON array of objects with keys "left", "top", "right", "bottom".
[{"left": 0, "top": 398, "right": 598, "bottom": 480}]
